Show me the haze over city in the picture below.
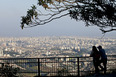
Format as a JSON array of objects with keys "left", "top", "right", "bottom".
[{"left": 0, "top": 0, "right": 116, "bottom": 37}]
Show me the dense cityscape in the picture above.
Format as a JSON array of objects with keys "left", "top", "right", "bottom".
[{"left": 0, "top": 36, "right": 115, "bottom": 58}]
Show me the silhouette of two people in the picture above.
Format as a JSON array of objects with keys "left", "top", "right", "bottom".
[{"left": 90, "top": 46, "right": 107, "bottom": 74}]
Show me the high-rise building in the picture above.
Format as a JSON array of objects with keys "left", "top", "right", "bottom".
[{"left": 0, "top": 49, "right": 3, "bottom": 57}]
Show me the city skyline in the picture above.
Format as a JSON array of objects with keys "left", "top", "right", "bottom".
[
  {"left": 0, "top": 36, "right": 115, "bottom": 58},
  {"left": 0, "top": 0, "right": 116, "bottom": 37}
]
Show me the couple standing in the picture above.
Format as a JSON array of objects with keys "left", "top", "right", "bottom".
[{"left": 90, "top": 45, "right": 107, "bottom": 74}]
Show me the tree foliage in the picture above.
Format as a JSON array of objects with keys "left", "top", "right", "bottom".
[
  {"left": 21, "top": 0, "right": 116, "bottom": 33},
  {"left": 0, "top": 63, "right": 20, "bottom": 77}
]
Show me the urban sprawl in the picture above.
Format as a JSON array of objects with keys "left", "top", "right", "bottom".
[{"left": 0, "top": 36, "right": 115, "bottom": 58}]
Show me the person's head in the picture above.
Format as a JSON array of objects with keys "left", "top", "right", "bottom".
[
  {"left": 92, "top": 46, "right": 98, "bottom": 52},
  {"left": 97, "top": 45, "right": 102, "bottom": 49}
]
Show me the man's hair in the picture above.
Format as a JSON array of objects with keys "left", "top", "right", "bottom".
[{"left": 98, "top": 45, "right": 102, "bottom": 49}]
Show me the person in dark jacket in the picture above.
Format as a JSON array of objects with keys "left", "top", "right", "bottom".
[
  {"left": 98, "top": 45, "right": 107, "bottom": 74},
  {"left": 90, "top": 46, "right": 101, "bottom": 74}
]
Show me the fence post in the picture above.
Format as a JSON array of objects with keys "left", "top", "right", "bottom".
[
  {"left": 38, "top": 58, "right": 40, "bottom": 77},
  {"left": 77, "top": 57, "right": 80, "bottom": 77}
]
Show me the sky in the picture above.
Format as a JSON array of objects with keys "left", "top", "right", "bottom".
[{"left": 0, "top": 0, "right": 116, "bottom": 38}]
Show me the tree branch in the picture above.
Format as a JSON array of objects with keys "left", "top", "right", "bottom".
[
  {"left": 100, "top": 28, "right": 116, "bottom": 33},
  {"left": 23, "top": 13, "right": 69, "bottom": 28}
]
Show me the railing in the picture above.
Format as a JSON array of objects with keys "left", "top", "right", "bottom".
[{"left": 0, "top": 55, "right": 116, "bottom": 77}]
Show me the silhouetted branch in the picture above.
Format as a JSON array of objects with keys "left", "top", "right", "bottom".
[
  {"left": 21, "top": 0, "right": 116, "bottom": 33},
  {"left": 100, "top": 28, "right": 116, "bottom": 33}
]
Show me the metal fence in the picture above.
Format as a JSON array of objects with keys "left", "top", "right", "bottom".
[{"left": 0, "top": 55, "right": 116, "bottom": 77}]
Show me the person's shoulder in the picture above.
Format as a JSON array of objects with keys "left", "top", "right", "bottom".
[
  {"left": 100, "top": 49, "right": 104, "bottom": 51},
  {"left": 102, "top": 49, "right": 105, "bottom": 51}
]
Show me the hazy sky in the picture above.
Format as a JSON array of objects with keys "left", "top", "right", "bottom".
[{"left": 0, "top": 0, "right": 116, "bottom": 37}]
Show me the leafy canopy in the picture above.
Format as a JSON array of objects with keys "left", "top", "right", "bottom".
[{"left": 21, "top": 0, "right": 116, "bottom": 33}]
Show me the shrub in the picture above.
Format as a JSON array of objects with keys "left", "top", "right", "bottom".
[{"left": 0, "top": 63, "right": 20, "bottom": 77}]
